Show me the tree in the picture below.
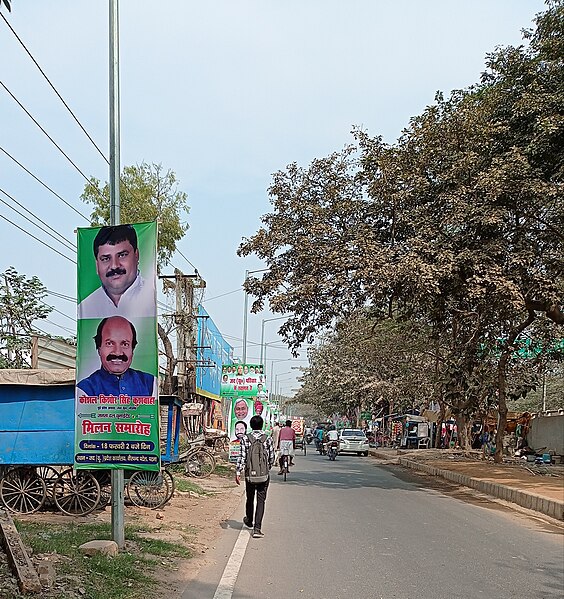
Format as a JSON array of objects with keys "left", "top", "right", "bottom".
[
  {"left": 295, "top": 312, "right": 435, "bottom": 424},
  {"left": 239, "top": 2, "right": 564, "bottom": 458},
  {"left": 0, "top": 267, "right": 52, "bottom": 368},
  {"left": 81, "top": 162, "right": 190, "bottom": 271}
]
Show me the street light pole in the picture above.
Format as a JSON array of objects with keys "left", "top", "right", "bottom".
[
  {"left": 260, "top": 315, "right": 287, "bottom": 366},
  {"left": 241, "top": 268, "right": 268, "bottom": 364},
  {"left": 109, "top": 0, "right": 124, "bottom": 551},
  {"left": 242, "top": 270, "right": 249, "bottom": 364}
]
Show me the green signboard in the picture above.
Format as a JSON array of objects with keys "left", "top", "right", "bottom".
[{"left": 74, "top": 222, "right": 160, "bottom": 471}]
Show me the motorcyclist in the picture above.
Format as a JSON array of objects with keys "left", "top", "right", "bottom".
[
  {"left": 314, "top": 425, "right": 325, "bottom": 452},
  {"left": 325, "top": 424, "right": 339, "bottom": 456}
]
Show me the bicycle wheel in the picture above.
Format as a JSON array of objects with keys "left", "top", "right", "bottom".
[
  {"left": 303, "top": 443, "right": 307, "bottom": 456},
  {"left": 0, "top": 467, "right": 46, "bottom": 514},
  {"left": 53, "top": 468, "right": 101, "bottom": 516},
  {"left": 127, "top": 470, "right": 170, "bottom": 509},
  {"left": 185, "top": 450, "right": 215, "bottom": 478}
]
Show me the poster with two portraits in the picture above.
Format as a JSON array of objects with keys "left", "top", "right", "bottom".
[
  {"left": 221, "top": 363, "right": 270, "bottom": 462},
  {"left": 74, "top": 222, "right": 160, "bottom": 472}
]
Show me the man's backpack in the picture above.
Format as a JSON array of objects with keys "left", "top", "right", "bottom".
[{"left": 245, "top": 433, "right": 269, "bottom": 483}]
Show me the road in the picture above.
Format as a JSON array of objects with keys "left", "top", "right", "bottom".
[{"left": 182, "top": 448, "right": 564, "bottom": 599}]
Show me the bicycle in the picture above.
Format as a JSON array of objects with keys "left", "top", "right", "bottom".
[
  {"left": 280, "top": 448, "right": 290, "bottom": 481},
  {"left": 178, "top": 437, "right": 216, "bottom": 478}
]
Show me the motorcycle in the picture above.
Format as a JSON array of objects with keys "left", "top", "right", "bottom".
[
  {"left": 326, "top": 441, "right": 339, "bottom": 461},
  {"left": 305, "top": 432, "right": 313, "bottom": 445}
]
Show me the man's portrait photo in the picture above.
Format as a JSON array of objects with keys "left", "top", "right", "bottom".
[
  {"left": 77, "top": 316, "right": 157, "bottom": 398},
  {"left": 77, "top": 224, "right": 156, "bottom": 319},
  {"left": 233, "top": 398, "right": 249, "bottom": 421}
]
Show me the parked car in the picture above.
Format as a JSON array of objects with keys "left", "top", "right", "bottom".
[{"left": 338, "top": 429, "right": 369, "bottom": 456}]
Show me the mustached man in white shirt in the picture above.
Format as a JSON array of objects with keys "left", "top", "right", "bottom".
[{"left": 78, "top": 225, "right": 156, "bottom": 319}]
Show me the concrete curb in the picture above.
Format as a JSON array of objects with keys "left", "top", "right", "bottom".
[{"left": 396, "top": 457, "right": 564, "bottom": 521}]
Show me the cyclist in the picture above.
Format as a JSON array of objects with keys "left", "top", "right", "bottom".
[{"left": 277, "top": 420, "right": 296, "bottom": 473}]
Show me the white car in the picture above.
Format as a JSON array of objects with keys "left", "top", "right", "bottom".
[{"left": 338, "top": 429, "right": 370, "bottom": 456}]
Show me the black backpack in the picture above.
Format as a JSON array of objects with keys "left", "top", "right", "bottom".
[{"left": 245, "top": 433, "right": 269, "bottom": 483}]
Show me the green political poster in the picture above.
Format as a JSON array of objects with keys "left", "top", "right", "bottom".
[{"left": 74, "top": 222, "right": 160, "bottom": 471}]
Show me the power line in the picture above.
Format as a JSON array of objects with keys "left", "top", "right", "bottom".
[
  {"left": 202, "top": 288, "right": 241, "bottom": 302},
  {"left": 0, "top": 81, "right": 107, "bottom": 204},
  {"left": 40, "top": 300, "right": 76, "bottom": 323},
  {"left": 0, "top": 212, "right": 75, "bottom": 263},
  {"left": 0, "top": 186, "right": 76, "bottom": 251},
  {"left": 46, "top": 289, "right": 75, "bottom": 302},
  {"left": 0, "top": 146, "right": 90, "bottom": 221},
  {"left": 175, "top": 247, "right": 199, "bottom": 272},
  {"left": 43, "top": 318, "right": 75, "bottom": 335},
  {"left": 0, "top": 11, "right": 108, "bottom": 164}
]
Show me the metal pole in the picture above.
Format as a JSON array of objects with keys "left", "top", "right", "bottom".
[
  {"left": 242, "top": 270, "right": 249, "bottom": 364},
  {"left": 260, "top": 319, "right": 266, "bottom": 366},
  {"left": 109, "top": 0, "right": 124, "bottom": 550}
]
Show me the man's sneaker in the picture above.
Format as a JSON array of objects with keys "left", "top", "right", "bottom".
[
  {"left": 252, "top": 529, "right": 264, "bottom": 538},
  {"left": 243, "top": 516, "right": 253, "bottom": 528}
]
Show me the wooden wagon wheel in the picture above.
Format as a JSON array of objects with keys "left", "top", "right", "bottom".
[
  {"left": 185, "top": 449, "right": 215, "bottom": 478},
  {"left": 35, "top": 465, "right": 60, "bottom": 505},
  {"left": 0, "top": 466, "right": 47, "bottom": 514},
  {"left": 52, "top": 468, "right": 101, "bottom": 516},
  {"left": 126, "top": 469, "right": 174, "bottom": 509},
  {"left": 214, "top": 436, "right": 229, "bottom": 453},
  {"left": 92, "top": 470, "right": 112, "bottom": 509}
]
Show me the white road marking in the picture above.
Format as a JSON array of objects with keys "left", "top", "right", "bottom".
[{"left": 212, "top": 527, "right": 250, "bottom": 599}]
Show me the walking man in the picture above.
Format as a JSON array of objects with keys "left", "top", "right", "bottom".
[{"left": 235, "top": 415, "right": 275, "bottom": 538}]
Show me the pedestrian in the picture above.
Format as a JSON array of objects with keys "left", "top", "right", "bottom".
[{"left": 235, "top": 415, "right": 275, "bottom": 538}]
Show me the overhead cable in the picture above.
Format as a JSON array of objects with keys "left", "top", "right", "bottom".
[
  {"left": 0, "top": 212, "right": 75, "bottom": 263},
  {"left": 0, "top": 186, "right": 76, "bottom": 251},
  {"left": 1, "top": 11, "right": 108, "bottom": 164},
  {"left": 0, "top": 146, "right": 90, "bottom": 221},
  {"left": 0, "top": 80, "right": 107, "bottom": 205}
]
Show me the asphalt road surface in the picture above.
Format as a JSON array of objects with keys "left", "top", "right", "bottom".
[{"left": 183, "top": 449, "right": 564, "bottom": 599}]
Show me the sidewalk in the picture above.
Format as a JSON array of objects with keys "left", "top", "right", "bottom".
[{"left": 369, "top": 447, "right": 564, "bottom": 521}]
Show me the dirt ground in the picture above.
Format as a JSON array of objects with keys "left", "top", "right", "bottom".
[
  {"left": 0, "top": 471, "right": 244, "bottom": 599},
  {"left": 378, "top": 448, "right": 564, "bottom": 503}
]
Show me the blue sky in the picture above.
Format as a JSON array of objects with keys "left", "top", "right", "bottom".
[{"left": 0, "top": 0, "right": 546, "bottom": 394}]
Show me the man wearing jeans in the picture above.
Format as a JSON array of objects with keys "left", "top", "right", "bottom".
[{"left": 235, "top": 415, "right": 275, "bottom": 538}]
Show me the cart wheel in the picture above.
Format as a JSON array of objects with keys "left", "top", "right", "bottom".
[
  {"left": 126, "top": 470, "right": 172, "bottom": 509},
  {"left": 53, "top": 468, "right": 101, "bottom": 516},
  {"left": 303, "top": 443, "right": 307, "bottom": 456},
  {"left": 215, "top": 437, "right": 229, "bottom": 453},
  {"left": 93, "top": 470, "right": 112, "bottom": 508},
  {"left": 35, "top": 466, "right": 60, "bottom": 504},
  {"left": 185, "top": 450, "right": 215, "bottom": 478},
  {"left": 0, "top": 467, "right": 47, "bottom": 514}
]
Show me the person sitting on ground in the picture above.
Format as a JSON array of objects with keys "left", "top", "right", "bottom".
[{"left": 277, "top": 419, "right": 296, "bottom": 472}]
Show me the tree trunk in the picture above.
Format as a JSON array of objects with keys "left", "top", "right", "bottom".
[
  {"left": 494, "top": 311, "right": 536, "bottom": 463},
  {"left": 455, "top": 413, "right": 472, "bottom": 450},
  {"left": 494, "top": 355, "right": 509, "bottom": 464}
]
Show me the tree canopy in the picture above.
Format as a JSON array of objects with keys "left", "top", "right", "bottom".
[
  {"left": 0, "top": 267, "right": 52, "bottom": 368},
  {"left": 81, "top": 162, "right": 190, "bottom": 271},
  {"left": 239, "top": 2, "right": 564, "bottom": 448}
]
